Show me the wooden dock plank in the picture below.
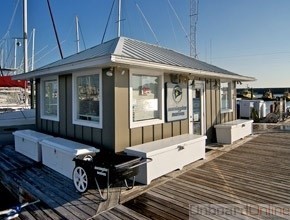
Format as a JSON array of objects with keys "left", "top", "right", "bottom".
[
  {"left": 104, "top": 131, "right": 290, "bottom": 220},
  {"left": 3, "top": 130, "right": 290, "bottom": 219}
]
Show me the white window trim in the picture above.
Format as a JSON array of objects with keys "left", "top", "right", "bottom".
[
  {"left": 72, "top": 69, "right": 103, "bottom": 129},
  {"left": 40, "top": 76, "right": 59, "bottom": 121},
  {"left": 220, "top": 80, "right": 233, "bottom": 114},
  {"left": 129, "top": 68, "right": 164, "bottom": 128}
]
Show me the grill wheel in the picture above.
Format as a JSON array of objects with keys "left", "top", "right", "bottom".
[{"left": 73, "top": 166, "right": 89, "bottom": 193}]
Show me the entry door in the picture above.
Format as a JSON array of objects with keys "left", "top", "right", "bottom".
[{"left": 189, "top": 80, "right": 205, "bottom": 135}]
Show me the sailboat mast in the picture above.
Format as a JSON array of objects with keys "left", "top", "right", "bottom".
[
  {"left": 117, "top": 0, "right": 121, "bottom": 37},
  {"left": 31, "top": 28, "right": 35, "bottom": 71},
  {"left": 23, "top": 0, "right": 28, "bottom": 73},
  {"left": 23, "top": 0, "right": 29, "bottom": 107},
  {"left": 76, "top": 16, "right": 80, "bottom": 53}
]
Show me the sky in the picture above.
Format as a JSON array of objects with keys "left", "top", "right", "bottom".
[{"left": 1, "top": 0, "right": 290, "bottom": 89}]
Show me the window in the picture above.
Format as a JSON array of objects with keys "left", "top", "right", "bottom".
[
  {"left": 72, "top": 70, "right": 102, "bottom": 128},
  {"left": 130, "top": 69, "right": 164, "bottom": 128},
  {"left": 220, "top": 81, "right": 233, "bottom": 113},
  {"left": 41, "top": 77, "right": 59, "bottom": 121}
]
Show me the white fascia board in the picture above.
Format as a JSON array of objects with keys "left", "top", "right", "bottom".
[
  {"left": 111, "top": 55, "right": 255, "bottom": 82},
  {"left": 13, "top": 55, "right": 112, "bottom": 80}
]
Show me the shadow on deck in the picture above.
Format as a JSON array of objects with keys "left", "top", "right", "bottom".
[{"left": 0, "top": 145, "right": 127, "bottom": 220}]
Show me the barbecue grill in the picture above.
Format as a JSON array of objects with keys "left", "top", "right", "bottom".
[{"left": 72, "top": 151, "right": 151, "bottom": 200}]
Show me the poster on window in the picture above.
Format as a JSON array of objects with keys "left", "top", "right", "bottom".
[{"left": 166, "top": 82, "right": 188, "bottom": 121}]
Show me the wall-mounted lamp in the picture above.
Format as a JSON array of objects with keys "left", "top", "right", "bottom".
[
  {"left": 121, "top": 70, "right": 125, "bottom": 75},
  {"left": 191, "top": 79, "right": 195, "bottom": 86},
  {"left": 106, "top": 68, "right": 113, "bottom": 77},
  {"left": 213, "top": 79, "right": 220, "bottom": 90}
]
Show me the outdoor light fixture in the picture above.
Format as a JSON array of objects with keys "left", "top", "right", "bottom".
[
  {"left": 213, "top": 80, "right": 220, "bottom": 90},
  {"left": 106, "top": 68, "right": 113, "bottom": 77}
]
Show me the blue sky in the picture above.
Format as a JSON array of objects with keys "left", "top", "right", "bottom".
[{"left": 1, "top": 0, "right": 290, "bottom": 88}]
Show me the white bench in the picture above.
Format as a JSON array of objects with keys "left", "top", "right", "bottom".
[
  {"left": 13, "top": 129, "right": 53, "bottom": 162},
  {"left": 40, "top": 138, "right": 99, "bottom": 179},
  {"left": 214, "top": 119, "right": 253, "bottom": 144},
  {"left": 124, "top": 134, "right": 206, "bottom": 185}
]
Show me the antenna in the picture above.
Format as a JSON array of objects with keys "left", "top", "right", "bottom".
[{"left": 190, "top": 0, "right": 198, "bottom": 58}]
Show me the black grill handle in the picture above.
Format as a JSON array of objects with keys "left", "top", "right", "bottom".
[{"left": 128, "top": 157, "right": 152, "bottom": 169}]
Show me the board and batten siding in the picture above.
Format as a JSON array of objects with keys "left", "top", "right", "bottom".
[
  {"left": 114, "top": 71, "right": 189, "bottom": 152},
  {"left": 36, "top": 69, "right": 115, "bottom": 151},
  {"left": 36, "top": 68, "right": 237, "bottom": 152},
  {"left": 205, "top": 79, "right": 237, "bottom": 143}
]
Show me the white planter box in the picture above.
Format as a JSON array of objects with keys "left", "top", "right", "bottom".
[
  {"left": 125, "top": 134, "right": 206, "bottom": 185},
  {"left": 13, "top": 130, "right": 53, "bottom": 162},
  {"left": 214, "top": 119, "right": 253, "bottom": 144},
  {"left": 40, "top": 137, "right": 99, "bottom": 179}
]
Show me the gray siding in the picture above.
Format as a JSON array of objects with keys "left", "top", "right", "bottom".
[{"left": 36, "top": 68, "right": 237, "bottom": 153}]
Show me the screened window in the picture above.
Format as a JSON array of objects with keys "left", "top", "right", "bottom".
[
  {"left": 130, "top": 70, "right": 163, "bottom": 128},
  {"left": 41, "top": 77, "right": 59, "bottom": 121},
  {"left": 220, "top": 81, "right": 232, "bottom": 112},
  {"left": 73, "top": 71, "right": 102, "bottom": 128}
]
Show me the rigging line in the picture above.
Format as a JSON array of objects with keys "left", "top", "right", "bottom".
[
  {"left": 0, "top": 0, "right": 20, "bottom": 42},
  {"left": 46, "top": 0, "right": 64, "bottom": 59},
  {"left": 34, "top": 41, "right": 66, "bottom": 66},
  {"left": 4, "top": 41, "right": 14, "bottom": 68},
  {"left": 167, "top": 0, "right": 194, "bottom": 51},
  {"left": 135, "top": 3, "right": 159, "bottom": 45},
  {"left": 102, "top": 0, "right": 116, "bottom": 43},
  {"left": 166, "top": 2, "right": 177, "bottom": 43}
]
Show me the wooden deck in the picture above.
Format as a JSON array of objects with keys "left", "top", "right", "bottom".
[
  {"left": 95, "top": 131, "right": 290, "bottom": 220},
  {"left": 1, "top": 125, "right": 290, "bottom": 219}
]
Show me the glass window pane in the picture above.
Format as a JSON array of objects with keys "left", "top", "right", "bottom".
[
  {"left": 132, "top": 75, "right": 160, "bottom": 122},
  {"left": 221, "top": 82, "right": 231, "bottom": 111},
  {"left": 76, "top": 74, "right": 100, "bottom": 122},
  {"left": 44, "top": 80, "right": 58, "bottom": 116}
]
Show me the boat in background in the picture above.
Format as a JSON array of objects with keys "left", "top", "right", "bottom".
[
  {"left": 237, "top": 88, "right": 255, "bottom": 100},
  {"left": 261, "top": 89, "right": 276, "bottom": 101},
  {"left": 0, "top": 109, "right": 35, "bottom": 146},
  {"left": 283, "top": 90, "right": 290, "bottom": 101}
]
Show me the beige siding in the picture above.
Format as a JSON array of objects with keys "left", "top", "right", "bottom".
[
  {"left": 114, "top": 69, "right": 130, "bottom": 152},
  {"left": 102, "top": 68, "right": 115, "bottom": 151},
  {"left": 143, "top": 126, "right": 154, "bottom": 143},
  {"left": 205, "top": 80, "right": 212, "bottom": 140},
  {"left": 180, "top": 119, "right": 189, "bottom": 134},
  {"left": 172, "top": 121, "right": 180, "bottom": 136},
  {"left": 130, "top": 127, "right": 143, "bottom": 146},
  {"left": 153, "top": 124, "right": 162, "bottom": 141},
  {"left": 162, "top": 122, "right": 172, "bottom": 139}
]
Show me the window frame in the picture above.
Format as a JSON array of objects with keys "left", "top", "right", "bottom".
[
  {"left": 40, "top": 76, "right": 59, "bottom": 121},
  {"left": 220, "top": 80, "right": 233, "bottom": 113},
  {"left": 72, "top": 69, "right": 102, "bottom": 129},
  {"left": 129, "top": 68, "right": 164, "bottom": 128}
]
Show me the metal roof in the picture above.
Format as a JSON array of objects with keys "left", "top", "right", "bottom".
[{"left": 14, "top": 37, "right": 255, "bottom": 81}]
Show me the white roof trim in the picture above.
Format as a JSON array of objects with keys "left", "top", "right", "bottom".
[
  {"left": 14, "top": 55, "right": 112, "bottom": 80},
  {"left": 111, "top": 55, "right": 255, "bottom": 81}
]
